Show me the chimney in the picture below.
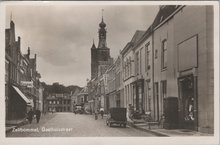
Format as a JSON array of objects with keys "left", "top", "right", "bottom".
[
  {"left": 18, "top": 36, "right": 21, "bottom": 51},
  {"left": 28, "top": 47, "right": 30, "bottom": 58},
  {"left": 35, "top": 54, "right": 37, "bottom": 61}
]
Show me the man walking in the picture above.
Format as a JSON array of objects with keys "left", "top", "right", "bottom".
[
  {"left": 27, "top": 109, "right": 34, "bottom": 124},
  {"left": 35, "top": 109, "right": 41, "bottom": 123},
  {"left": 100, "top": 108, "right": 104, "bottom": 119}
]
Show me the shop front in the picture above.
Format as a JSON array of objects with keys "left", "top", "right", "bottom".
[
  {"left": 178, "top": 74, "right": 198, "bottom": 131},
  {"left": 9, "top": 85, "right": 32, "bottom": 120},
  {"left": 133, "top": 79, "right": 144, "bottom": 114}
]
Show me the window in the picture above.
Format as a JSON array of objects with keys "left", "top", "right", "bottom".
[
  {"left": 136, "top": 52, "right": 139, "bottom": 75},
  {"left": 155, "top": 49, "right": 158, "bottom": 59},
  {"left": 161, "top": 40, "right": 167, "bottom": 69},
  {"left": 81, "top": 98, "right": 84, "bottom": 103},
  {"left": 129, "top": 57, "right": 132, "bottom": 76},
  {"left": 145, "top": 43, "right": 150, "bottom": 71},
  {"left": 127, "top": 59, "right": 129, "bottom": 77},
  {"left": 126, "top": 59, "right": 128, "bottom": 78},
  {"left": 161, "top": 80, "right": 167, "bottom": 99},
  {"left": 140, "top": 48, "right": 143, "bottom": 73},
  {"left": 49, "top": 101, "right": 52, "bottom": 104}
]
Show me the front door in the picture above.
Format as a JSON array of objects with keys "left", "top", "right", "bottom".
[{"left": 178, "top": 74, "right": 198, "bottom": 130}]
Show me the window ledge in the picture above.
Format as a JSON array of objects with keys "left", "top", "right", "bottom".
[{"left": 161, "top": 68, "right": 167, "bottom": 72}]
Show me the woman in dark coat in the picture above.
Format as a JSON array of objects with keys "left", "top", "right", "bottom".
[{"left": 27, "top": 109, "right": 34, "bottom": 124}]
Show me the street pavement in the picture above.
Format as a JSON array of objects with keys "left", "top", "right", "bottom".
[{"left": 6, "top": 112, "right": 155, "bottom": 137}]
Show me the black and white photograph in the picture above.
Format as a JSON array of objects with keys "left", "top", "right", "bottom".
[{"left": 0, "top": 1, "right": 219, "bottom": 145}]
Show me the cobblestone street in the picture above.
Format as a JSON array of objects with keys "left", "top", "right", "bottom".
[{"left": 7, "top": 113, "right": 155, "bottom": 137}]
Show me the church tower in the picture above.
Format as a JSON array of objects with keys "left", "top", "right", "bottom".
[
  {"left": 91, "top": 40, "right": 97, "bottom": 79},
  {"left": 98, "top": 13, "right": 107, "bottom": 48},
  {"left": 91, "top": 10, "right": 112, "bottom": 79}
]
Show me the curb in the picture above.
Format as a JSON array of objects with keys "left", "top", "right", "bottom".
[{"left": 127, "top": 122, "right": 169, "bottom": 137}]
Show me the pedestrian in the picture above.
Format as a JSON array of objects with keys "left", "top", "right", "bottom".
[
  {"left": 100, "top": 108, "right": 104, "bottom": 119},
  {"left": 95, "top": 109, "right": 98, "bottom": 120},
  {"left": 27, "top": 109, "right": 34, "bottom": 124},
  {"left": 35, "top": 109, "right": 41, "bottom": 123}
]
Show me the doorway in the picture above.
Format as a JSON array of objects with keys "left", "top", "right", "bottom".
[{"left": 178, "top": 74, "right": 198, "bottom": 130}]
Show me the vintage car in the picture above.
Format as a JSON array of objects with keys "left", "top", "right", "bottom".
[
  {"left": 74, "top": 105, "right": 84, "bottom": 114},
  {"left": 106, "top": 107, "right": 127, "bottom": 128}
]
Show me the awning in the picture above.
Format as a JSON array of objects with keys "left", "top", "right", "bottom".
[
  {"left": 28, "top": 99, "right": 34, "bottom": 107},
  {"left": 12, "top": 86, "right": 31, "bottom": 104}
]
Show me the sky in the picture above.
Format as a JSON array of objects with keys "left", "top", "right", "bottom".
[{"left": 6, "top": 4, "right": 159, "bottom": 87}]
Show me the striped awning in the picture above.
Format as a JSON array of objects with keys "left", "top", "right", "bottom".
[{"left": 12, "top": 86, "right": 31, "bottom": 105}]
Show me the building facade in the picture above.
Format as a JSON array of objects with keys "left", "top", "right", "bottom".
[
  {"left": 5, "top": 20, "right": 42, "bottom": 121},
  {"left": 70, "top": 87, "right": 81, "bottom": 112},
  {"left": 88, "top": 14, "right": 113, "bottom": 113},
  {"left": 133, "top": 28, "right": 154, "bottom": 117},
  {"left": 131, "top": 5, "right": 213, "bottom": 133},
  {"left": 76, "top": 86, "right": 89, "bottom": 112},
  {"left": 121, "top": 30, "right": 145, "bottom": 113},
  {"left": 46, "top": 93, "right": 71, "bottom": 112},
  {"left": 87, "top": 5, "right": 214, "bottom": 134}
]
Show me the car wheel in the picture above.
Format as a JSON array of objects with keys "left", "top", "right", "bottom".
[
  {"left": 123, "top": 124, "right": 126, "bottom": 128},
  {"left": 109, "top": 123, "right": 112, "bottom": 127}
]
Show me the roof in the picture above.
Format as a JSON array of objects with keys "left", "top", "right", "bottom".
[
  {"left": 131, "top": 5, "right": 182, "bottom": 51},
  {"left": 152, "top": 5, "right": 181, "bottom": 29},
  {"left": 72, "top": 88, "right": 81, "bottom": 96},
  {"left": 121, "top": 30, "right": 145, "bottom": 55},
  {"left": 78, "top": 86, "right": 88, "bottom": 95},
  {"left": 91, "top": 42, "right": 96, "bottom": 49},
  {"left": 130, "top": 30, "right": 145, "bottom": 44}
]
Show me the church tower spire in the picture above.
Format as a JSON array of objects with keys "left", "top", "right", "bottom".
[{"left": 98, "top": 9, "right": 107, "bottom": 48}]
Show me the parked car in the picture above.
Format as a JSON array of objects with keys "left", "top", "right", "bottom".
[
  {"left": 74, "top": 105, "right": 84, "bottom": 114},
  {"left": 106, "top": 107, "right": 127, "bottom": 127}
]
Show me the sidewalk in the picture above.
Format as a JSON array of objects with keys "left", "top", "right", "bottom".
[
  {"left": 128, "top": 121, "right": 213, "bottom": 137},
  {"left": 6, "top": 119, "right": 29, "bottom": 134},
  {"left": 6, "top": 113, "right": 56, "bottom": 134}
]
